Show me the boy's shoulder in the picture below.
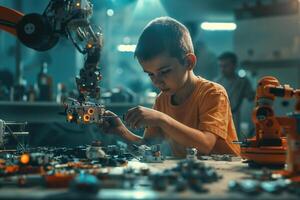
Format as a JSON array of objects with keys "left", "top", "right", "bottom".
[
  {"left": 154, "top": 77, "right": 229, "bottom": 104},
  {"left": 197, "top": 77, "right": 228, "bottom": 96}
]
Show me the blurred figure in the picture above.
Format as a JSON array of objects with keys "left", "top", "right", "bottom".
[
  {"left": 37, "top": 62, "right": 53, "bottom": 101},
  {"left": 0, "top": 69, "right": 14, "bottom": 101},
  {"left": 194, "top": 41, "right": 219, "bottom": 80},
  {"left": 214, "top": 52, "right": 254, "bottom": 139}
]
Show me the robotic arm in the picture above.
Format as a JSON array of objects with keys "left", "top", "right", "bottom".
[
  {"left": 0, "top": 0, "right": 105, "bottom": 124},
  {"left": 240, "top": 76, "right": 300, "bottom": 167}
]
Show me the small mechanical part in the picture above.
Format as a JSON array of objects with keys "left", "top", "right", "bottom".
[
  {"left": 174, "top": 178, "right": 187, "bottom": 192},
  {"left": 151, "top": 173, "right": 168, "bottom": 191},
  {"left": 0, "top": 119, "right": 28, "bottom": 150},
  {"left": 19, "top": 152, "right": 51, "bottom": 166},
  {"left": 20, "top": 153, "right": 30, "bottom": 165},
  {"left": 88, "top": 108, "right": 94, "bottom": 115},
  {"left": 199, "top": 154, "right": 240, "bottom": 161},
  {"left": 65, "top": 98, "right": 106, "bottom": 124},
  {"left": 174, "top": 160, "right": 222, "bottom": 184},
  {"left": 189, "top": 179, "right": 208, "bottom": 193},
  {"left": 250, "top": 168, "right": 274, "bottom": 181},
  {"left": 154, "top": 159, "right": 222, "bottom": 193},
  {"left": 86, "top": 141, "right": 106, "bottom": 160},
  {"left": 137, "top": 144, "right": 164, "bottom": 163},
  {"left": 211, "top": 154, "right": 234, "bottom": 161},
  {"left": 260, "top": 180, "right": 283, "bottom": 193},
  {"left": 237, "top": 179, "right": 261, "bottom": 194},
  {"left": 186, "top": 148, "right": 198, "bottom": 160},
  {"left": 105, "top": 145, "right": 126, "bottom": 157},
  {"left": 228, "top": 180, "right": 239, "bottom": 191},
  {"left": 140, "top": 167, "right": 150, "bottom": 176},
  {"left": 69, "top": 173, "right": 100, "bottom": 194},
  {"left": 83, "top": 114, "right": 90, "bottom": 123},
  {"left": 229, "top": 178, "right": 291, "bottom": 195},
  {"left": 198, "top": 155, "right": 210, "bottom": 160}
]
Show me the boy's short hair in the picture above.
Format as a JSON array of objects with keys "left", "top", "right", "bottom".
[
  {"left": 218, "top": 52, "right": 238, "bottom": 65},
  {"left": 134, "top": 17, "right": 194, "bottom": 64}
]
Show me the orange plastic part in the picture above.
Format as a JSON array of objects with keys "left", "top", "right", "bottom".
[
  {"left": 0, "top": 6, "right": 24, "bottom": 36},
  {"left": 44, "top": 173, "right": 75, "bottom": 188}
]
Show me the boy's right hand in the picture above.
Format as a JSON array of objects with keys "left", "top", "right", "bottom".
[{"left": 101, "top": 110, "right": 127, "bottom": 135}]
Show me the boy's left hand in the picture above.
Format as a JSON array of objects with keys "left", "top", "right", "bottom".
[{"left": 125, "top": 106, "right": 165, "bottom": 129}]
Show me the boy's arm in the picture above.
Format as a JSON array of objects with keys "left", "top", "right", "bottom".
[
  {"left": 125, "top": 106, "right": 216, "bottom": 153},
  {"left": 118, "top": 128, "right": 143, "bottom": 144},
  {"left": 118, "top": 127, "right": 163, "bottom": 145},
  {"left": 101, "top": 111, "right": 143, "bottom": 144},
  {"left": 102, "top": 109, "right": 164, "bottom": 145}
]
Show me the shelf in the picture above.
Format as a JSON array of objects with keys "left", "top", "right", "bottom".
[
  {"left": 0, "top": 101, "right": 152, "bottom": 123},
  {"left": 241, "top": 59, "right": 300, "bottom": 69}
]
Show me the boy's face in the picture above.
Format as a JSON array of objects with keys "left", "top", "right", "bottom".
[{"left": 139, "top": 52, "right": 189, "bottom": 95}]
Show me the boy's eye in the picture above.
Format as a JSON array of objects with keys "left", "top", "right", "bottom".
[
  {"left": 146, "top": 69, "right": 171, "bottom": 78},
  {"left": 160, "top": 69, "right": 171, "bottom": 75}
]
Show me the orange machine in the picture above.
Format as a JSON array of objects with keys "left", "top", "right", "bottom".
[{"left": 241, "top": 76, "right": 300, "bottom": 166}]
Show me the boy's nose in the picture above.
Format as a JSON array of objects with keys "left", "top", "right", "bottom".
[{"left": 152, "top": 76, "right": 164, "bottom": 87}]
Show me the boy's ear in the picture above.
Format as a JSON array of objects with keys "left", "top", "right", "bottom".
[{"left": 184, "top": 53, "right": 197, "bottom": 70}]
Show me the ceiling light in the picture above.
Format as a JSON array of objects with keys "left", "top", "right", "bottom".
[
  {"left": 117, "top": 44, "right": 136, "bottom": 52},
  {"left": 200, "top": 22, "right": 237, "bottom": 31}
]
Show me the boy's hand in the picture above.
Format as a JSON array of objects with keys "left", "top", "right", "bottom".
[
  {"left": 100, "top": 110, "right": 127, "bottom": 135},
  {"left": 125, "top": 106, "right": 165, "bottom": 129}
]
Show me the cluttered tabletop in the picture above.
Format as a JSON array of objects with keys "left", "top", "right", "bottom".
[{"left": 0, "top": 144, "right": 299, "bottom": 200}]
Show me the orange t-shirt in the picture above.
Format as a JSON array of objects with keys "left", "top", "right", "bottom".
[{"left": 145, "top": 77, "right": 240, "bottom": 157}]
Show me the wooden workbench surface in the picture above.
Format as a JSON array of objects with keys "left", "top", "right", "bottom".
[{"left": 0, "top": 159, "right": 298, "bottom": 199}]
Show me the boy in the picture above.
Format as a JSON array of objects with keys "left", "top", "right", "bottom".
[{"left": 102, "top": 17, "right": 240, "bottom": 157}]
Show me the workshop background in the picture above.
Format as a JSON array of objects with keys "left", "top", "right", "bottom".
[{"left": 1, "top": 0, "right": 300, "bottom": 150}]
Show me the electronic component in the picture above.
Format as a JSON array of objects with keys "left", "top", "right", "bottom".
[
  {"left": 0, "top": 119, "right": 28, "bottom": 151},
  {"left": 85, "top": 141, "right": 106, "bottom": 160},
  {"left": 186, "top": 148, "right": 198, "bottom": 161},
  {"left": 65, "top": 98, "right": 106, "bottom": 124},
  {"left": 128, "top": 144, "right": 164, "bottom": 163}
]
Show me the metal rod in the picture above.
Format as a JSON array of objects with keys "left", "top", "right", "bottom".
[{"left": 15, "top": 0, "right": 22, "bottom": 85}]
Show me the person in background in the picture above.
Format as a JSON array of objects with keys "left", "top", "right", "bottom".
[
  {"left": 0, "top": 69, "right": 14, "bottom": 101},
  {"left": 214, "top": 52, "right": 255, "bottom": 139},
  {"left": 194, "top": 41, "right": 219, "bottom": 81},
  {"left": 101, "top": 17, "right": 240, "bottom": 157}
]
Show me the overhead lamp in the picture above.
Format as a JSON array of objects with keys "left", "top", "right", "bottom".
[
  {"left": 106, "top": 9, "right": 114, "bottom": 16},
  {"left": 117, "top": 44, "right": 136, "bottom": 52},
  {"left": 200, "top": 22, "right": 237, "bottom": 31}
]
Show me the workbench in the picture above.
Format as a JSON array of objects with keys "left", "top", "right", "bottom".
[{"left": 0, "top": 159, "right": 298, "bottom": 199}]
